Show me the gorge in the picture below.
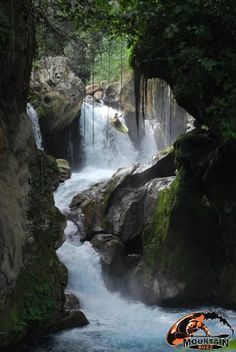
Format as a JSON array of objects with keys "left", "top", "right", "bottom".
[{"left": 0, "top": 1, "right": 236, "bottom": 352}]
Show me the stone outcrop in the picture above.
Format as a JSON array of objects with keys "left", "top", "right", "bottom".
[
  {"left": 86, "top": 83, "right": 102, "bottom": 96},
  {"left": 31, "top": 56, "right": 85, "bottom": 132},
  {"left": 69, "top": 152, "right": 175, "bottom": 242},
  {"left": 0, "top": 2, "right": 67, "bottom": 350},
  {"left": 53, "top": 292, "right": 89, "bottom": 332},
  {"left": 30, "top": 56, "right": 85, "bottom": 168},
  {"left": 56, "top": 159, "right": 72, "bottom": 184},
  {"left": 54, "top": 311, "right": 89, "bottom": 332},
  {"left": 103, "top": 81, "right": 121, "bottom": 108}
]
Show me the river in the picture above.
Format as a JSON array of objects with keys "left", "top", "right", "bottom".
[{"left": 30, "top": 102, "right": 236, "bottom": 352}]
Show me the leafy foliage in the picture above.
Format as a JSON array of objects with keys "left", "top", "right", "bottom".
[
  {"left": 33, "top": 0, "right": 236, "bottom": 140},
  {"left": 91, "top": 38, "right": 131, "bottom": 84},
  {"left": 117, "top": 0, "right": 236, "bottom": 140}
]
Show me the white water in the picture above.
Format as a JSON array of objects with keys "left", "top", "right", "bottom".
[
  {"left": 34, "top": 102, "right": 236, "bottom": 351},
  {"left": 80, "top": 101, "right": 156, "bottom": 168},
  {"left": 27, "top": 103, "right": 43, "bottom": 150}
]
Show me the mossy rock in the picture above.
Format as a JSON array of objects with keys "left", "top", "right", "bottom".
[
  {"left": 138, "top": 131, "right": 236, "bottom": 308},
  {"left": 0, "top": 152, "right": 67, "bottom": 348}
]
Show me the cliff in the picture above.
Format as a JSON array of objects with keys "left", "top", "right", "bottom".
[{"left": 0, "top": 1, "right": 67, "bottom": 349}]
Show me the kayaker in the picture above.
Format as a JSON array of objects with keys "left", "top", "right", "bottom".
[
  {"left": 186, "top": 319, "right": 210, "bottom": 336},
  {"left": 113, "top": 113, "right": 123, "bottom": 128}
]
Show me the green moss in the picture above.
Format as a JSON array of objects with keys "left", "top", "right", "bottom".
[
  {"left": 141, "top": 161, "right": 224, "bottom": 304},
  {"left": 10, "top": 270, "right": 56, "bottom": 335},
  {"left": 143, "top": 177, "right": 178, "bottom": 268},
  {"left": 159, "top": 146, "right": 174, "bottom": 156}
]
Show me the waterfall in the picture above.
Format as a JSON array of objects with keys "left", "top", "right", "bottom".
[
  {"left": 31, "top": 101, "right": 236, "bottom": 352},
  {"left": 139, "top": 120, "right": 158, "bottom": 162},
  {"left": 27, "top": 103, "right": 43, "bottom": 150},
  {"left": 80, "top": 101, "right": 158, "bottom": 169},
  {"left": 146, "top": 78, "right": 190, "bottom": 150}
]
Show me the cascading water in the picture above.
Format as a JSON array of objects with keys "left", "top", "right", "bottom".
[
  {"left": 80, "top": 101, "right": 156, "bottom": 168},
  {"left": 27, "top": 103, "right": 43, "bottom": 150},
  {"left": 33, "top": 102, "right": 236, "bottom": 352}
]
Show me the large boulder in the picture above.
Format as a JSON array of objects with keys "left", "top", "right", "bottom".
[
  {"left": 103, "top": 81, "right": 121, "bottom": 108},
  {"left": 53, "top": 291, "right": 88, "bottom": 332},
  {"left": 54, "top": 311, "right": 89, "bottom": 332},
  {"left": 86, "top": 83, "right": 101, "bottom": 96},
  {"left": 69, "top": 152, "right": 175, "bottom": 242},
  {"left": 30, "top": 56, "right": 85, "bottom": 167},
  {"left": 103, "top": 76, "right": 135, "bottom": 113},
  {"left": 31, "top": 56, "right": 85, "bottom": 132}
]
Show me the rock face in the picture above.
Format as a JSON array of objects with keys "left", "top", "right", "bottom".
[
  {"left": 0, "top": 2, "right": 67, "bottom": 350},
  {"left": 145, "top": 78, "right": 192, "bottom": 149},
  {"left": 31, "top": 56, "right": 85, "bottom": 132},
  {"left": 130, "top": 130, "right": 236, "bottom": 308},
  {"left": 103, "top": 81, "right": 121, "bottom": 108},
  {"left": 103, "top": 76, "right": 192, "bottom": 149},
  {"left": 30, "top": 56, "right": 85, "bottom": 168}
]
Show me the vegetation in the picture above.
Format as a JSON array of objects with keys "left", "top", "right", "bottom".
[{"left": 31, "top": 0, "right": 236, "bottom": 140}]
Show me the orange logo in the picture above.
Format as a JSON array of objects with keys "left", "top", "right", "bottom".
[{"left": 166, "top": 312, "right": 234, "bottom": 350}]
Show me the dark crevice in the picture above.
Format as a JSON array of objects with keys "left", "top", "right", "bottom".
[{"left": 124, "top": 234, "right": 143, "bottom": 255}]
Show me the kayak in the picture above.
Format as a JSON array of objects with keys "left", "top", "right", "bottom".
[{"left": 110, "top": 118, "right": 129, "bottom": 133}]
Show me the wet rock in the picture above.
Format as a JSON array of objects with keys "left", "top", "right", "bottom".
[
  {"left": 103, "top": 81, "right": 121, "bottom": 108},
  {"left": 56, "top": 159, "right": 71, "bottom": 183},
  {"left": 70, "top": 165, "right": 137, "bottom": 240},
  {"left": 92, "top": 234, "right": 124, "bottom": 264},
  {"left": 86, "top": 83, "right": 101, "bottom": 96},
  {"left": 94, "top": 90, "right": 103, "bottom": 102},
  {"left": 69, "top": 152, "right": 175, "bottom": 242},
  {"left": 31, "top": 56, "right": 85, "bottom": 132},
  {"left": 30, "top": 57, "right": 85, "bottom": 168},
  {"left": 64, "top": 292, "right": 80, "bottom": 312},
  {"left": 54, "top": 311, "right": 89, "bottom": 332}
]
